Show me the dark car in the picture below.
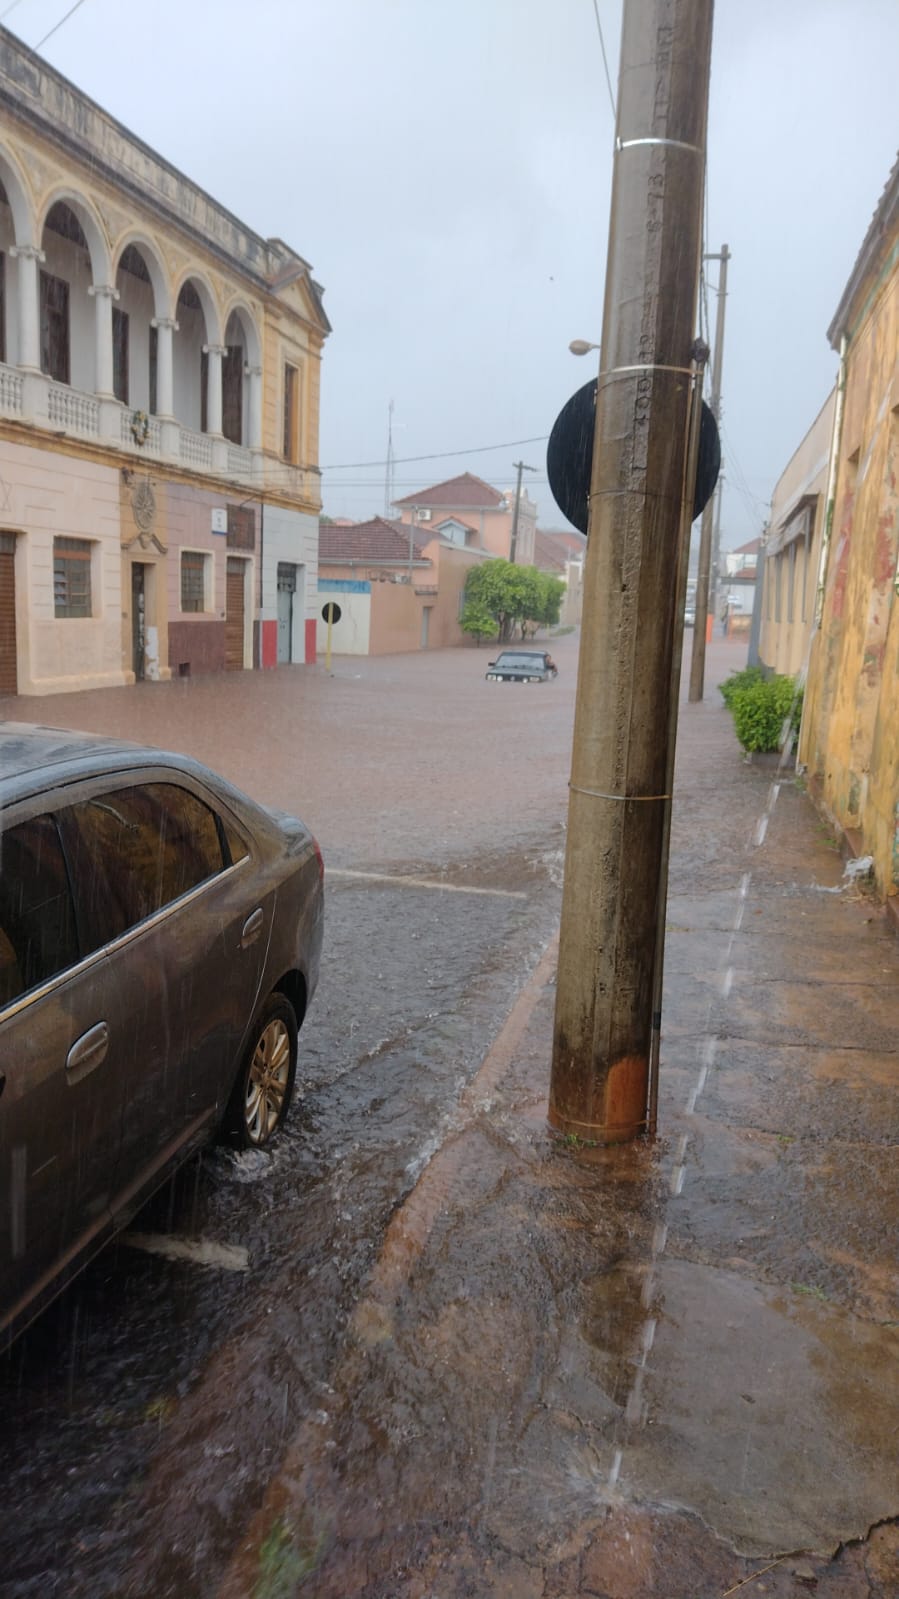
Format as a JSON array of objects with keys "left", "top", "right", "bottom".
[
  {"left": 0, "top": 722, "right": 323, "bottom": 1349},
  {"left": 485, "top": 649, "right": 559, "bottom": 683}
]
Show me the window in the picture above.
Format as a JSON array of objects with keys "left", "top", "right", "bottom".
[
  {"left": 113, "top": 306, "right": 129, "bottom": 404},
  {"left": 40, "top": 270, "right": 69, "bottom": 384},
  {"left": 65, "top": 782, "right": 227, "bottom": 947},
  {"left": 0, "top": 814, "right": 79, "bottom": 1008},
  {"left": 149, "top": 324, "right": 158, "bottom": 415},
  {"left": 53, "top": 537, "right": 92, "bottom": 618},
  {"left": 222, "top": 345, "right": 243, "bottom": 444},
  {"left": 283, "top": 363, "right": 297, "bottom": 460},
  {"left": 181, "top": 550, "right": 208, "bottom": 613},
  {"left": 226, "top": 505, "right": 255, "bottom": 550}
]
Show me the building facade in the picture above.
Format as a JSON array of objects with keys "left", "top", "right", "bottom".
[
  {"left": 317, "top": 516, "right": 488, "bottom": 655},
  {"left": 393, "top": 472, "right": 537, "bottom": 566},
  {"left": 0, "top": 29, "right": 328, "bottom": 697},
  {"left": 757, "top": 393, "right": 835, "bottom": 678},
  {"left": 799, "top": 158, "right": 899, "bottom": 904}
]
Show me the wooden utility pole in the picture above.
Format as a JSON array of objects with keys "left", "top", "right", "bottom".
[
  {"left": 549, "top": 0, "right": 715, "bottom": 1144},
  {"left": 689, "top": 242, "right": 729, "bottom": 701},
  {"left": 509, "top": 461, "right": 535, "bottom": 563}
]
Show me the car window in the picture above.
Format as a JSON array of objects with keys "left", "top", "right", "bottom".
[
  {"left": 0, "top": 813, "right": 79, "bottom": 1007},
  {"left": 496, "top": 653, "right": 543, "bottom": 669},
  {"left": 64, "top": 782, "right": 227, "bottom": 947}
]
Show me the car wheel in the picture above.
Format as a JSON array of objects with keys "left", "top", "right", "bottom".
[{"left": 224, "top": 994, "right": 298, "bottom": 1148}]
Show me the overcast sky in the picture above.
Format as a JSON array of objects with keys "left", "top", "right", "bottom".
[{"left": 18, "top": 0, "right": 899, "bottom": 548}]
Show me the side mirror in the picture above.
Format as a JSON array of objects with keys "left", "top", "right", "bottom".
[{"left": 488, "top": 660, "right": 496, "bottom": 667}]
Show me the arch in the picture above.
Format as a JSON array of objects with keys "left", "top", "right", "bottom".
[
  {"left": 37, "top": 186, "right": 112, "bottom": 283},
  {"left": 112, "top": 231, "right": 172, "bottom": 320},
  {"left": 0, "top": 141, "right": 37, "bottom": 247},
  {"left": 221, "top": 296, "right": 261, "bottom": 366},
  {"left": 173, "top": 269, "right": 222, "bottom": 347}
]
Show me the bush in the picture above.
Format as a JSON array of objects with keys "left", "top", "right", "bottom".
[
  {"left": 727, "top": 673, "right": 803, "bottom": 754},
  {"left": 719, "top": 665, "right": 764, "bottom": 709}
]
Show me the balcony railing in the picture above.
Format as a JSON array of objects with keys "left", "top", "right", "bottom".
[
  {"left": 0, "top": 369, "right": 319, "bottom": 506},
  {"left": 179, "top": 427, "right": 214, "bottom": 470},
  {"left": 0, "top": 363, "right": 23, "bottom": 415},
  {"left": 48, "top": 383, "right": 99, "bottom": 436}
]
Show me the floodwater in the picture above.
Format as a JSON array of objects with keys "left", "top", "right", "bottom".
[{"left": 1, "top": 632, "right": 898, "bottom": 1597}]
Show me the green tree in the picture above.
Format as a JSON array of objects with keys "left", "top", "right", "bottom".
[{"left": 460, "top": 560, "right": 566, "bottom": 642}]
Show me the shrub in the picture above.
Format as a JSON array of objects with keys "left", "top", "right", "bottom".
[
  {"left": 727, "top": 673, "right": 803, "bottom": 754},
  {"left": 719, "top": 664, "right": 764, "bottom": 709}
]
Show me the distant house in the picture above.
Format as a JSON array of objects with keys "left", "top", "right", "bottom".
[
  {"left": 534, "top": 527, "right": 586, "bottom": 626},
  {"left": 317, "top": 515, "right": 488, "bottom": 655},
  {"left": 757, "top": 391, "right": 835, "bottom": 677},
  {"left": 721, "top": 537, "right": 761, "bottom": 635},
  {"left": 393, "top": 471, "right": 537, "bottom": 565}
]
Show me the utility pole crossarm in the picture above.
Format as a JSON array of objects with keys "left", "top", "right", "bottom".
[{"left": 509, "top": 461, "right": 536, "bottom": 564}]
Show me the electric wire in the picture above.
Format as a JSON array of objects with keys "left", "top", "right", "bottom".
[
  {"left": 33, "top": 0, "right": 88, "bottom": 51},
  {"left": 0, "top": 0, "right": 27, "bottom": 22},
  {"left": 322, "top": 433, "right": 550, "bottom": 473},
  {"left": 590, "top": 0, "right": 617, "bottom": 123}
]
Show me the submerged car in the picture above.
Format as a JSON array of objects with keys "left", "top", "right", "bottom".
[
  {"left": 486, "top": 649, "right": 558, "bottom": 683},
  {"left": 0, "top": 722, "right": 323, "bottom": 1349}
]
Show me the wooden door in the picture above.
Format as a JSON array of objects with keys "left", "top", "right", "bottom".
[
  {"left": 0, "top": 541, "right": 16, "bottom": 695},
  {"left": 225, "top": 558, "right": 246, "bottom": 670}
]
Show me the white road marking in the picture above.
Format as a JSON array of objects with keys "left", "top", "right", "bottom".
[
  {"left": 327, "top": 869, "right": 527, "bottom": 899},
  {"left": 122, "top": 1234, "right": 249, "bottom": 1272}
]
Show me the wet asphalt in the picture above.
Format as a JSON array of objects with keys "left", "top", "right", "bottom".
[{"left": 1, "top": 631, "right": 898, "bottom": 1598}]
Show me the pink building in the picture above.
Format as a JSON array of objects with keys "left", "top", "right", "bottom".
[{"left": 393, "top": 472, "right": 537, "bottom": 566}]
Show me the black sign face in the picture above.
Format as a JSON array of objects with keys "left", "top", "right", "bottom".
[
  {"left": 321, "top": 601, "right": 342, "bottom": 624},
  {"left": 546, "top": 379, "right": 720, "bottom": 534}
]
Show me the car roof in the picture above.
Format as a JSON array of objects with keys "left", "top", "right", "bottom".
[
  {"left": 0, "top": 722, "right": 146, "bottom": 779},
  {"left": 0, "top": 721, "right": 232, "bottom": 810}
]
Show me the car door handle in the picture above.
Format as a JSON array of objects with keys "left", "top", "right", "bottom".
[
  {"left": 66, "top": 1022, "right": 109, "bottom": 1083},
  {"left": 241, "top": 908, "right": 264, "bottom": 949}
]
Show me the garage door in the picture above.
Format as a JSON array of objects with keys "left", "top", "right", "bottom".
[
  {"left": 0, "top": 537, "right": 16, "bottom": 696},
  {"left": 225, "top": 558, "right": 246, "bottom": 670}
]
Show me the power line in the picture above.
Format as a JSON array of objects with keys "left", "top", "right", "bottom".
[
  {"left": 34, "top": 0, "right": 88, "bottom": 51},
  {"left": 0, "top": 1, "right": 27, "bottom": 22},
  {"left": 322, "top": 432, "right": 549, "bottom": 473},
  {"left": 590, "top": 0, "right": 617, "bottom": 123}
]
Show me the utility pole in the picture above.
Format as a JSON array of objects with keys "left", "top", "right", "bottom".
[
  {"left": 509, "top": 460, "right": 535, "bottom": 563},
  {"left": 549, "top": 0, "right": 715, "bottom": 1145},
  {"left": 689, "top": 242, "right": 729, "bottom": 701},
  {"left": 384, "top": 399, "right": 395, "bottom": 518}
]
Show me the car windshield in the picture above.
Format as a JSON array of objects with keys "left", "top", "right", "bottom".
[{"left": 495, "top": 653, "right": 544, "bottom": 669}]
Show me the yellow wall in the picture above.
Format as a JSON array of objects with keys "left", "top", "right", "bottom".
[
  {"left": 759, "top": 390, "right": 835, "bottom": 679},
  {"left": 803, "top": 249, "right": 899, "bottom": 898}
]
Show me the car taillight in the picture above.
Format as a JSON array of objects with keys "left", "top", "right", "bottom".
[{"left": 312, "top": 834, "right": 324, "bottom": 883}]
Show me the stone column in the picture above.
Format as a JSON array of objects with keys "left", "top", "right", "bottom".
[
  {"left": 10, "top": 242, "right": 45, "bottom": 370},
  {"left": 88, "top": 283, "right": 119, "bottom": 397},
  {"left": 247, "top": 363, "right": 263, "bottom": 449},
  {"left": 203, "top": 343, "right": 226, "bottom": 435},
  {"left": 151, "top": 316, "right": 177, "bottom": 416}
]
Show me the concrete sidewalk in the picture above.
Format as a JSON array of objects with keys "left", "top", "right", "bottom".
[{"left": 224, "top": 644, "right": 899, "bottom": 1599}]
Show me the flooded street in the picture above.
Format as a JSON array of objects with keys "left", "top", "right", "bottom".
[{"left": 2, "top": 631, "right": 898, "bottom": 1598}]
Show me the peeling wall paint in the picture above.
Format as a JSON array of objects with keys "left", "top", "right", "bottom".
[{"left": 805, "top": 233, "right": 899, "bottom": 897}]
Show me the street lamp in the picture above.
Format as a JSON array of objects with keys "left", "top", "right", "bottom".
[{"left": 568, "top": 339, "right": 600, "bottom": 357}]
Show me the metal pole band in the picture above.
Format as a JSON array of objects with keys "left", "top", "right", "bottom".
[
  {"left": 569, "top": 782, "right": 671, "bottom": 802},
  {"left": 599, "top": 362, "right": 696, "bottom": 380},
  {"left": 548, "top": 1108, "right": 648, "bottom": 1142},
  {"left": 616, "top": 136, "right": 703, "bottom": 154}
]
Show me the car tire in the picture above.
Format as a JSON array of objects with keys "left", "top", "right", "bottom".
[{"left": 223, "top": 993, "right": 298, "bottom": 1149}]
